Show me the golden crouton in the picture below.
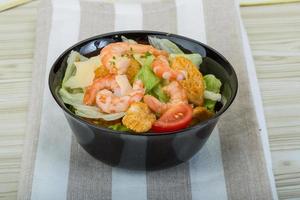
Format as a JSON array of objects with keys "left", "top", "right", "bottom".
[
  {"left": 192, "top": 106, "right": 214, "bottom": 123},
  {"left": 126, "top": 58, "right": 141, "bottom": 84},
  {"left": 171, "top": 57, "right": 205, "bottom": 106},
  {"left": 94, "top": 65, "right": 110, "bottom": 79},
  {"left": 122, "top": 102, "right": 156, "bottom": 133}
]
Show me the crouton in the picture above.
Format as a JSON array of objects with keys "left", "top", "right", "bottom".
[
  {"left": 192, "top": 106, "right": 214, "bottom": 122},
  {"left": 171, "top": 57, "right": 205, "bottom": 106},
  {"left": 122, "top": 102, "right": 156, "bottom": 133}
]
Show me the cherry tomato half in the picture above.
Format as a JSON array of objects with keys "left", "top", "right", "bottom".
[{"left": 152, "top": 103, "right": 193, "bottom": 133}]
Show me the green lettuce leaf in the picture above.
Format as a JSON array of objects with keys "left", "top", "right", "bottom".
[
  {"left": 121, "top": 36, "right": 137, "bottom": 44},
  {"left": 59, "top": 87, "right": 84, "bottom": 105},
  {"left": 203, "top": 74, "right": 222, "bottom": 111},
  {"left": 59, "top": 83, "right": 124, "bottom": 120},
  {"left": 148, "top": 37, "right": 202, "bottom": 67},
  {"left": 108, "top": 124, "right": 130, "bottom": 131},
  {"left": 133, "top": 53, "right": 153, "bottom": 66},
  {"left": 74, "top": 106, "right": 124, "bottom": 120},
  {"left": 148, "top": 36, "right": 184, "bottom": 54},
  {"left": 134, "top": 54, "right": 160, "bottom": 92},
  {"left": 204, "top": 74, "right": 222, "bottom": 93},
  {"left": 204, "top": 99, "right": 217, "bottom": 112},
  {"left": 148, "top": 84, "right": 169, "bottom": 103},
  {"left": 170, "top": 53, "right": 202, "bottom": 67},
  {"left": 204, "top": 90, "right": 221, "bottom": 102}
]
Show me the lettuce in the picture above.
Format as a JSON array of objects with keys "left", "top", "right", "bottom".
[
  {"left": 133, "top": 53, "right": 170, "bottom": 102},
  {"left": 121, "top": 36, "right": 137, "bottom": 44},
  {"left": 170, "top": 53, "right": 202, "bottom": 67},
  {"left": 74, "top": 106, "right": 124, "bottom": 120},
  {"left": 148, "top": 37, "right": 202, "bottom": 67},
  {"left": 148, "top": 84, "right": 169, "bottom": 103},
  {"left": 59, "top": 88, "right": 125, "bottom": 120},
  {"left": 204, "top": 99, "right": 217, "bottom": 112},
  {"left": 59, "top": 88, "right": 84, "bottom": 105},
  {"left": 108, "top": 124, "right": 130, "bottom": 131},
  {"left": 148, "top": 36, "right": 184, "bottom": 54},
  {"left": 204, "top": 74, "right": 222, "bottom": 93},
  {"left": 59, "top": 51, "right": 125, "bottom": 121},
  {"left": 204, "top": 90, "right": 221, "bottom": 102},
  {"left": 203, "top": 74, "right": 222, "bottom": 111},
  {"left": 134, "top": 54, "right": 160, "bottom": 92},
  {"left": 133, "top": 53, "right": 153, "bottom": 66},
  {"left": 62, "top": 51, "right": 88, "bottom": 85}
]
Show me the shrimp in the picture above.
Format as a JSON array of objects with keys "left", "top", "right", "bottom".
[
  {"left": 95, "top": 80, "right": 145, "bottom": 113},
  {"left": 143, "top": 81, "right": 188, "bottom": 114},
  {"left": 152, "top": 55, "right": 187, "bottom": 81},
  {"left": 83, "top": 75, "right": 121, "bottom": 105},
  {"left": 129, "top": 80, "right": 145, "bottom": 103},
  {"left": 171, "top": 56, "right": 205, "bottom": 105},
  {"left": 95, "top": 90, "right": 130, "bottom": 113},
  {"left": 122, "top": 102, "right": 156, "bottom": 133},
  {"left": 100, "top": 42, "right": 168, "bottom": 74}
]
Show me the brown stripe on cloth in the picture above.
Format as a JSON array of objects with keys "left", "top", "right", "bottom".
[
  {"left": 78, "top": 0, "right": 115, "bottom": 40},
  {"left": 142, "top": 1, "right": 192, "bottom": 200},
  {"left": 142, "top": 0, "right": 177, "bottom": 33},
  {"left": 147, "top": 164, "right": 192, "bottom": 200},
  {"left": 67, "top": 136, "right": 112, "bottom": 200},
  {"left": 17, "top": 0, "right": 53, "bottom": 199},
  {"left": 66, "top": 1, "right": 114, "bottom": 200},
  {"left": 202, "top": 0, "right": 273, "bottom": 199}
]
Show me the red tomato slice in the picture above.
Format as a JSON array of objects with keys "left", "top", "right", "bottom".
[{"left": 152, "top": 103, "right": 193, "bottom": 133}]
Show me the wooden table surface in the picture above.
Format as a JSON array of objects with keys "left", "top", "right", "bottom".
[
  {"left": 0, "top": 1, "right": 299, "bottom": 199},
  {"left": 241, "top": 3, "right": 300, "bottom": 199}
]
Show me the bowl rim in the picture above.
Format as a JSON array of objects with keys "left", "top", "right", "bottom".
[{"left": 48, "top": 30, "right": 238, "bottom": 136}]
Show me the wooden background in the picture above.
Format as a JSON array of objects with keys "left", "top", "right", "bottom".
[
  {"left": 0, "top": 1, "right": 299, "bottom": 199},
  {"left": 241, "top": 3, "right": 300, "bottom": 199}
]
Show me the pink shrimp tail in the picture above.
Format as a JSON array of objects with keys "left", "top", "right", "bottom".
[
  {"left": 152, "top": 55, "right": 186, "bottom": 81},
  {"left": 143, "top": 95, "right": 168, "bottom": 114}
]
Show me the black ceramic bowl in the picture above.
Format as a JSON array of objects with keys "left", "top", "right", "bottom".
[{"left": 49, "top": 30, "right": 238, "bottom": 170}]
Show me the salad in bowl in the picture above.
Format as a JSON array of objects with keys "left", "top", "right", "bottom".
[{"left": 59, "top": 36, "right": 222, "bottom": 134}]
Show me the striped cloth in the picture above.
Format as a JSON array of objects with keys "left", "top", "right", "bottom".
[{"left": 18, "top": 0, "right": 278, "bottom": 199}]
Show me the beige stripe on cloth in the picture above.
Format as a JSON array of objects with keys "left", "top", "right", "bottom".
[
  {"left": 146, "top": 164, "right": 192, "bottom": 200},
  {"left": 17, "top": 0, "right": 53, "bottom": 199},
  {"left": 79, "top": 1, "right": 115, "bottom": 40},
  {"left": 203, "top": 0, "right": 274, "bottom": 199},
  {"left": 66, "top": 1, "right": 114, "bottom": 200},
  {"left": 67, "top": 138, "right": 112, "bottom": 200}
]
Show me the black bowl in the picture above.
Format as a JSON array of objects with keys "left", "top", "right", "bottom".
[{"left": 49, "top": 30, "right": 238, "bottom": 170}]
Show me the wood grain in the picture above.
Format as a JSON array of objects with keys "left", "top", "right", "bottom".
[
  {"left": 0, "top": 1, "right": 37, "bottom": 200},
  {"left": 0, "top": 1, "right": 299, "bottom": 199},
  {"left": 241, "top": 3, "right": 300, "bottom": 199},
  {"left": 240, "top": 0, "right": 300, "bottom": 6}
]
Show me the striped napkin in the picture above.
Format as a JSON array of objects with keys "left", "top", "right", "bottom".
[{"left": 18, "top": 0, "right": 278, "bottom": 199}]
